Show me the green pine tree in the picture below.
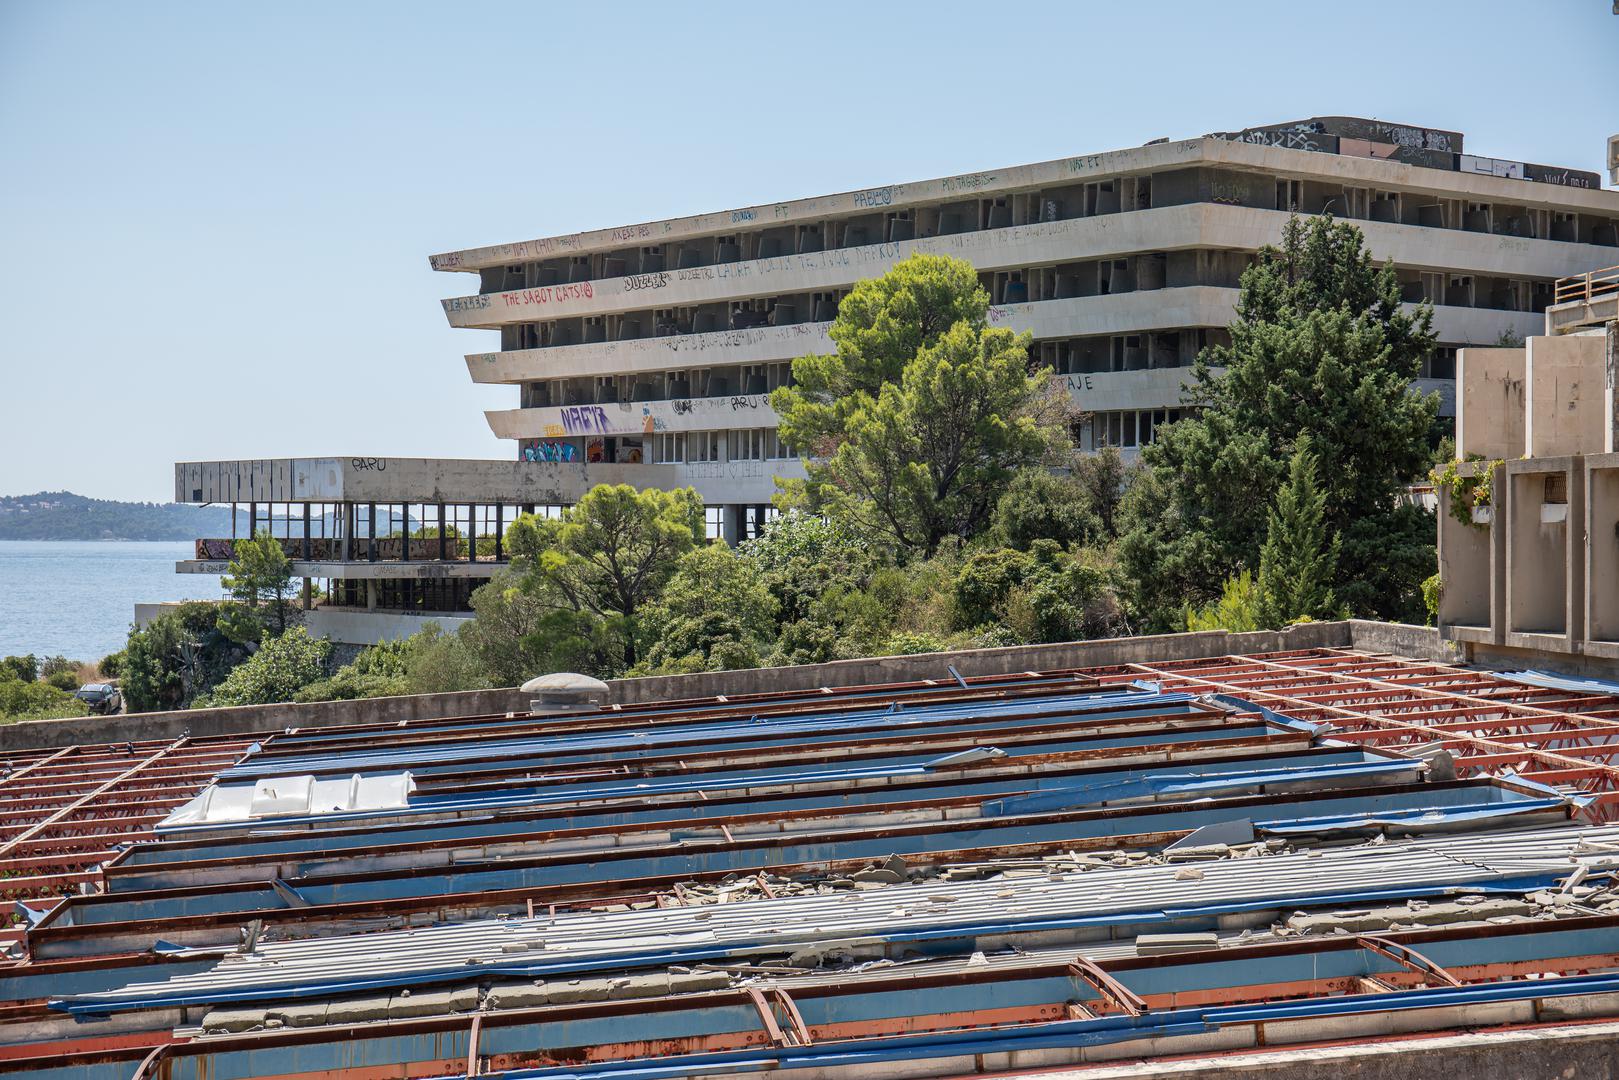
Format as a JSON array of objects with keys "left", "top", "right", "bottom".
[
  {"left": 1256, "top": 440, "right": 1343, "bottom": 628},
  {"left": 1119, "top": 214, "right": 1440, "bottom": 626}
]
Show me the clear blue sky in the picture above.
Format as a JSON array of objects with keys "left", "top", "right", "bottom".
[{"left": 2, "top": 0, "right": 1615, "bottom": 502}]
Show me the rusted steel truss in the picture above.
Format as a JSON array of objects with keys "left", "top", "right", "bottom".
[{"left": 1095, "top": 649, "right": 1619, "bottom": 820}]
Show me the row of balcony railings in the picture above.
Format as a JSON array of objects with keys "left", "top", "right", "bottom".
[
  {"left": 1554, "top": 264, "right": 1619, "bottom": 306},
  {"left": 497, "top": 265, "right": 1551, "bottom": 360},
  {"left": 475, "top": 193, "right": 1619, "bottom": 299},
  {"left": 194, "top": 536, "right": 516, "bottom": 564}
]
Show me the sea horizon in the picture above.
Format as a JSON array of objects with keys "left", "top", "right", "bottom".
[{"left": 0, "top": 540, "right": 219, "bottom": 663}]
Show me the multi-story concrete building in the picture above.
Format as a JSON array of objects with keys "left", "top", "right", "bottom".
[
  {"left": 432, "top": 116, "right": 1617, "bottom": 528},
  {"left": 170, "top": 117, "right": 1619, "bottom": 643}
]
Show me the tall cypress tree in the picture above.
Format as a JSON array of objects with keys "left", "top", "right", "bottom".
[
  {"left": 1120, "top": 215, "right": 1438, "bottom": 626},
  {"left": 1256, "top": 440, "right": 1342, "bottom": 628}
]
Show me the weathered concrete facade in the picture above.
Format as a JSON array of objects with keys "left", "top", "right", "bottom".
[
  {"left": 1439, "top": 272, "right": 1619, "bottom": 666},
  {"left": 435, "top": 118, "right": 1619, "bottom": 509},
  {"left": 167, "top": 119, "right": 1619, "bottom": 649}
]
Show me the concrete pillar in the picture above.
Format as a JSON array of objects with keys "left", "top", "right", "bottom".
[
  {"left": 302, "top": 578, "right": 312, "bottom": 611},
  {"left": 366, "top": 579, "right": 378, "bottom": 612},
  {"left": 722, "top": 505, "right": 743, "bottom": 546},
  {"left": 1606, "top": 321, "right": 1618, "bottom": 454},
  {"left": 1436, "top": 462, "right": 1504, "bottom": 646},
  {"left": 1585, "top": 454, "right": 1619, "bottom": 656}
]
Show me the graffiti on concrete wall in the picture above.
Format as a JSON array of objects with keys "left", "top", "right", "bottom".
[
  {"left": 1233, "top": 129, "right": 1323, "bottom": 151},
  {"left": 559, "top": 405, "right": 612, "bottom": 434},
  {"left": 500, "top": 282, "right": 595, "bottom": 309},
  {"left": 681, "top": 460, "right": 769, "bottom": 480},
  {"left": 623, "top": 271, "right": 669, "bottom": 292},
  {"left": 523, "top": 395, "right": 777, "bottom": 440},
  {"left": 941, "top": 171, "right": 999, "bottom": 194},
  {"left": 197, "top": 538, "right": 235, "bottom": 560},
  {"left": 1371, "top": 123, "right": 1452, "bottom": 153},
  {"left": 521, "top": 439, "right": 579, "bottom": 463}
]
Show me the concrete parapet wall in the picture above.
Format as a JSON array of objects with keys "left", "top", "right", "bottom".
[
  {"left": 1526, "top": 333, "right": 1606, "bottom": 458},
  {"left": 1456, "top": 347, "right": 1525, "bottom": 460},
  {"left": 0, "top": 622, "right": 1358, "bottom": 751}
]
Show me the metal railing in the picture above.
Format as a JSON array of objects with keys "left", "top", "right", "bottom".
[{"left": 1553, "top": 264, "right": 1619, "bottom": 306}]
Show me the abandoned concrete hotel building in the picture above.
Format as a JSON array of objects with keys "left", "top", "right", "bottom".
[{"left": 170, "top": 117, "right": 1619, "bottom": 643}]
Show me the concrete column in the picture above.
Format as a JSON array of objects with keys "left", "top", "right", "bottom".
[
  {"left": 302, "top": 578, "right": 312, "bottom": 611},
  {"left": 1606, "top": 321, "right": 1618, "bottom": 455},
  {"left": 366, "top": 579, "right": 378, "bottom": 612},
  {"left": 722, "top": 505, "right": 743, "bottom": 546}
]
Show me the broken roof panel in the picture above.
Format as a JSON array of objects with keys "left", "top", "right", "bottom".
[{"left": 6, "top": 647, "right": 1619, "bottom": 1080}]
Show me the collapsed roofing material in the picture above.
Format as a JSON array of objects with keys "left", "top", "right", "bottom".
[
  {"left": 161, "top": 771, "right": 416, "bottom": 826},
  {"left": 6, "top": 648, "right": 1619, "bottom": 1080}
]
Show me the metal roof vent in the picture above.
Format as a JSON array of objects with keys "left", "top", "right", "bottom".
[{"left": 521, "top": 672, "right": 609, "bottom": 715}]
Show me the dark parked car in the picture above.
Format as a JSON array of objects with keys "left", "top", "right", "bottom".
[{"left": 74, "top": 683, "right": 121, "bottom": 715}]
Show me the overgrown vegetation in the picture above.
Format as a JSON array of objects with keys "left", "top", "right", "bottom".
[
  {"left": 1119, "top": 215, "right": 1439, "bottom": 627},
  {"left": 101, "top": 233, "right": 1444, "bottom": 712},
  {"left": 1430, "top": 456, "right": 1502, "bottom": 528},
  {"left": 0, "top": 654, "right": 88, "bottom": 723}
]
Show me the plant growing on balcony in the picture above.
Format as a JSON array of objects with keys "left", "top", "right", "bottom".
[{"left": 1430, "top": 456, "right": 1501, "bottom": 528}]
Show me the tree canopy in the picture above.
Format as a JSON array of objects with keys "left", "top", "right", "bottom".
[
  {"left": 1119, "top": 215, "right": 1438, "bottom": 626},
  {"left": 773, "top": 253, "right": 1068, "bottom": 557},
  {"left": 506, "top": 484, "right": 705, "bottom": 668},
  {"left": 1255, "top": 439, "right": 1343, "bottom": 628},
  {"left": 220, "top": 530, "right": 297, "bottom": 635},
  {"left": 634, "top": 544, "right": 778, "bottom": 674}
]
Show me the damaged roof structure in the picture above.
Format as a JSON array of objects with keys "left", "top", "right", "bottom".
[{"left": 6, "top": 648, "right": 1619, "bottom": 1078}]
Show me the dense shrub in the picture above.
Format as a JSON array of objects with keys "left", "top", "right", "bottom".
[{"left": 201, "top": 628, "right": 331, "bottom": 708}]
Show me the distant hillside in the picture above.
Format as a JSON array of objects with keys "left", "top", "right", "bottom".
[
  {"left": 0, "top": 492, "right": 233, "bottom": 541},
  {"left": 0, "top": 492, "right": 401, "bottom": 542}
]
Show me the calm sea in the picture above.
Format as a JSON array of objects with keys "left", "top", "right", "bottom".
[{"left": 0, "top": 541, "right": 219, "bottom": 663}]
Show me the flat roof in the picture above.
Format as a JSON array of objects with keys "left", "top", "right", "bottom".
[
  {"left": 428, "top": 119, "right": 1614, "bottom": 275},
  {"left": 6, "top": 645, "right": 1619, "bottom": 1078}
]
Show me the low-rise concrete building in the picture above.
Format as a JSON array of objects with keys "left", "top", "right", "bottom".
[{"left": 1438, "top": 262, "right": 1619, "bottom": 667}]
